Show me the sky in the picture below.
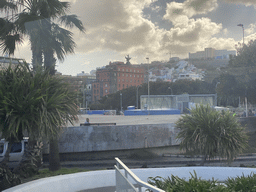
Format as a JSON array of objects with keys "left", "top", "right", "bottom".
[{"left": 10, "top": 0, "right": 256, "bottom": 76}]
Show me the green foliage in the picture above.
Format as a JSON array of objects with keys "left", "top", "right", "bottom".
[
  {"left": 147, "top": 171, "right": 226, "bottom": 192},
  {"left": 229, "top": 40, "right": 256, "bottom": 68},
  {"left": 176, "top": 104, "right": 248, "bottom": 164},
  {"left": 0, "top": 63, "right": 78, "bottom": 140},
  {"left": 0, "top": 164, "right": 21, "bottom": 191},
  {"left": 226, "top": 173, "right": 256, "bottom": 192},
  {"left": 148, "top": 172, "right": 256, "bottom": 192}
]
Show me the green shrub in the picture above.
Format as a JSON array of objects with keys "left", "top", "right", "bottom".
[
  {"left": 147, "top": 171, "right": 226, "bottom": 192},
  {"left": 226, "top": 173, "right": 256, "bottom": 192},
  {"left": 0, "top": 164, "right": 21, "bottom": 191}
]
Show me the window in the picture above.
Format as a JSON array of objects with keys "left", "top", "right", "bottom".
[
  {"left": 137, "top": 75, "right": 139, "bottom": 77},
  {"left": 11, "top": 142, "right": 22, "bottom": 153},
  {"left": 105, "top": 89, "right": 108, "bottom": 93},
  {"left": 126, "top": 69, "right": 128, "bottom": 72},
  {"left": 118, "top": 68, "right": 120, "bottom": 71},
  {"left": 122, "top": 74, "right": 124, "bottom": 76},
  {"left": 105, "top": 83, "right": 108, "bottom": 87},
  {"left": 118, "top": 79, "right": 120, "bottom": 82},
  {"left": 122, "top": 79, "right": 124, "bottom": 82},
  {"left": 130, "top": 69, "right": 132, "bottom": 72},
  {"left": 126, "top": 74, "right": 128, "bottom": 77},
  {"left": 118, "top": 73, "right": 120, "bottom": 76},
  {"left": 119, "top": 84, "right": 120, "bottom": 87},
  {"left": 114, "top": 73, "right": 116, "bottom": 76},
  {"left": 126, "top": 84, "right": 128, "bottom": 88},
  {"left": 94, "top": 90, "right": 96, "bottom": 94},
  {"left": 130, "top": 74, "right": 132, "bottom": 77},
  {"left": 0, "top": 144, "right": 4, "bottom": 153},
  {"left": 130, "top": 80, "right": 132, "bottom": 82},
  {"left": 122, "top": 69, "right": 124, "bottom": 71},
  {"left": 134, "top": 70, "right": 136, "bottom": 72},
  {"left": 97, "top": 90, "right": 99, "bottom": 94}
]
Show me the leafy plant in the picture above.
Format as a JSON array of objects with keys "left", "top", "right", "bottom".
[
  {"left": 0, "top": 164, "right": 21, "bottom": 191},
  {"left": 176, "top": 104, "right": 248, "bottom": 165},
  {"left": 147, "top": 171, "right": 226, "bottom": 192},
  {"left": 226, "top": 173, "right": 256, "bottom": 192}
]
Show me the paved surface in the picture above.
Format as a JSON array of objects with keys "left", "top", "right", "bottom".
[{"left": 67, "top": 114, "right": 181, "bottom": 127}]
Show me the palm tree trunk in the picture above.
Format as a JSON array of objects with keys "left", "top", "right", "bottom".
[{"left": 49, "top": 137, "right": 60, "bottom": 171}]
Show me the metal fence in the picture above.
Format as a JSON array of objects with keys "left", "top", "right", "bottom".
[{"left": 115, "top": 157, "right": 165, "bottom": 192}]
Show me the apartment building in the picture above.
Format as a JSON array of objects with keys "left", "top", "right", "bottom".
[{"left": 92, "top": 61, "right": 145, "bottom": 102}]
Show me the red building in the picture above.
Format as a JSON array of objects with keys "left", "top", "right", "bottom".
[{"left": 92, "top": 61, "right": 145, "bottom": 102}]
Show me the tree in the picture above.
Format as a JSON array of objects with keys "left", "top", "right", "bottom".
[
  {"left": 0, "top": 63, "right": 78, "bottom": 171},
  {"left": 176, "top": 104, "right": 247, "bottom": 165},
  {"left": 0, "top": 0, "right": 84, "bottom": 74}
]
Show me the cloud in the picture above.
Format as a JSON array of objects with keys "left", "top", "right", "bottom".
[
  {"left": 163, "top": 0, "right": 218, "bottom": 24},
  {"left": 66, "top": 0, "right": 235, "bottom": 62},
  {"left": 245, "top": 23, "right": 256, "bottom": 35},
  {"left": 224, "top": 0, "right": 256, "bottom": 6}
]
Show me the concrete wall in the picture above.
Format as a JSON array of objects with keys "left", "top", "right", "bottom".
[{"left": 56, "top": 123, "right": 179, "bottom": 153}]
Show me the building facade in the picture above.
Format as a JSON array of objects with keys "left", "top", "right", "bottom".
[
  {"left": 189, "top": 48, "right": 236, "bottom": 60},
  {"left": 92, "top": 61, "right": 145, "bottom": 102}
]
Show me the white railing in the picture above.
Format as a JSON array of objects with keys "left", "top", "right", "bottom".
[{"left": 115, "top": 157, "right": 165, "bottom": 192}]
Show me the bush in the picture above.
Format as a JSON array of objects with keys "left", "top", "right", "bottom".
[
  {"left": 147, "top": 171, "right": 225, "bottom": 192},
  {"left": 0, "top": 164, "right": 21, "bottom": 191},
  {"left": 147, "top": 171, "right": 256, "bottom": 192}
]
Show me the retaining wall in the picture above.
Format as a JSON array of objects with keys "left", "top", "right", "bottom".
[{"left": 55, "top": 123, "right": 179, "bottom": 154}]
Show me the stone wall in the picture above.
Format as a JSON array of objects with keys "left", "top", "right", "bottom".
[{"left": 57, "top": 123, "right": 179, "bottom": 153}]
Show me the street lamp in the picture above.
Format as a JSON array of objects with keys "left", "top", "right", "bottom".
[
  {"left": 136, "top": 85, "right": 141, "bottom": 109},
  {"left": 120, "top": 92, "right": 122, "bottom": 112},
  {"left": 168, "top": 87, "right": 173, "bottom": 95},
  {"left": 146, "top": 57, "right": 150, "bottom": 112},
  {"left": 215, "top": 82, "right": 220, "bottom": 106},
  {"left": 237, "top": 24, "right": 244, "bottom": 45},
  {"left": 237, "top": 24, "right": 248, "bottom": 116}
]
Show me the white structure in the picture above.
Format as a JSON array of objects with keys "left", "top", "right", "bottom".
[
  {"left": 4, "top": 167, "right": 256, "bottom": 192},
  {"left": 189, "top": 48, "right": 236, "bottom": 60}
]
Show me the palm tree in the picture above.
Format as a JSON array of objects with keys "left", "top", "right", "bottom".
[
  {"left": 0, "top": 0, "right": 84, "bottom": 74},
  {"left": 0, "top": 63, "right": 78, "bottom": 171},
  {"left": 176, "top": 104, "right": 248, "bottom": 165}
]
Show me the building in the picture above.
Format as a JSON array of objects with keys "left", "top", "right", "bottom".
[
  {"left": 92, "top": 58, "right": 145, "bottom": 102},
  {"left": 189, "top": 48, "right": 236, "bottom": 60},
  {"left": 62, "top": 74, "right": 96, "bottom": 107}
]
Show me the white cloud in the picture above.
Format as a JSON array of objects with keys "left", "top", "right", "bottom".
[
  {"left": 163, "top": 0, "right": 218, "bottom": 24},
  {"left": 245, "top": 23, "right": 256, "bottom": 35},
  {"left": 224, "top": 0, "right": 256, "bottom": 6}
]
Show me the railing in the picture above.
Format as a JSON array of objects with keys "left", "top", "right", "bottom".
[
  {"left": 80, "top": 123, "right": 116, "bottom": 126},
  {"left": 115, "top": 157, "right": 165, "bottom": 192}
]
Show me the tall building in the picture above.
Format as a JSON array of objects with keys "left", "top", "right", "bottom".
[{"left": 92, "top": 57, "right": 145, "bottom": 102}]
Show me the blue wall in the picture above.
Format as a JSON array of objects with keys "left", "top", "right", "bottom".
[{"left": 124, "top": 109, "right": 181, "bottom": 116}]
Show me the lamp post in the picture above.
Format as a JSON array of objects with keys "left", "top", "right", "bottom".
[
  {"left": 136, "top": 85, "right": 141, "bottom": 109},
  {"left": 215, "top": 82, "right": 220, "bottom": 106},
  {"left": 146, "top": 57, "right": 150, "bottom": 113},
  {"left": 168, "top": 87, "right": 173, "bottom": 95},
  {"left": 237, "top": 24, "right": 244, "bottom": 45},
  {"left": 237, "top": 24, "right": 248, "bottom": 117},
  {"left": 120, "top": 92, "right": 122, "bottom": 112}
]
